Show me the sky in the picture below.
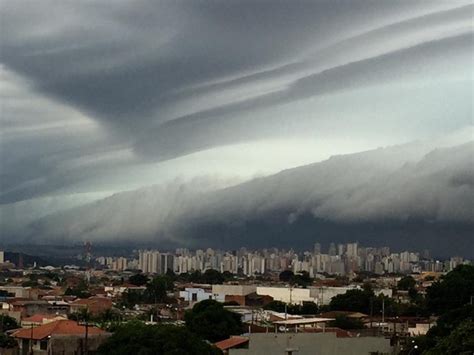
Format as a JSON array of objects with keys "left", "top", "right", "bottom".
[{"left": 0, "top": 0, "right": 473, "bottom": 246}]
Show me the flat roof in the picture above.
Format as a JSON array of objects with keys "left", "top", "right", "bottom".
[{"left": 274, "top": 317, "right": 334, "bottom": 325}]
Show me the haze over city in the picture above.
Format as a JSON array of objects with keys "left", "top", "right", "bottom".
[{"left": 0, "top": 0, "right": 473, "bottom": 256}]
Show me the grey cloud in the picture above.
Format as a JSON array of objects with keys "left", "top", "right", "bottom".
[
  {"left": 1, "top": 0, "right": 473, "bottom": 246},
  {"left": 25, "top": 135, "right": 474, "bottom": 245},
  {"left": 1, "top": 1, "right": 471, "bottom": 148},
  {"left": 135, "top": 31, "right": 473, "bottom": 159}
]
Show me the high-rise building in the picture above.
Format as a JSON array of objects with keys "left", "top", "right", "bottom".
[
  {"left": 314, "top": 243, "right": 321, "bottom": 255},
  {"left": 160, "top": 253, "right": 174, "bottom": 274},
  {"left": 346, "top": 242, "right": 358, "bottom": 258},
  {"left": 337, "top": 244, "right": 345, "bottom": 256},
  {"left": 328, "top": 243, "right": 336, "bottom": 256}
]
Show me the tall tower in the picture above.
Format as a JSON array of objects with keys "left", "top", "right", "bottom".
[
  {"left": 84, "top": 241, "right": 92, "bottom": 265},
  {"left": 314, "top": 243, "right": 321, "bottom": 255},
  {"left": 84, "top": 241, "right": 92, "bottom": 282}
]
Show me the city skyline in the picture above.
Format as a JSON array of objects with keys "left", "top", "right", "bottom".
[
  {"left": 1, "top": 2, "right": 473, "bottom": 354},
  {"left": 94, "top": 241, "right": 467, "bottom": 277}
]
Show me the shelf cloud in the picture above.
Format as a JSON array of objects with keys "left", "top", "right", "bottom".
[{"left": 0, "top": 1, "right": 472, "bottom": 250}]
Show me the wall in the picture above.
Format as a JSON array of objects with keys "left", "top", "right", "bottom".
[
  {"left": 179, "top": 288, "right": 225, "bottom": 303},
  {"left": 49, "top": 334, "right": 110, "bottom": 355},
  {"left": 212, "top": 285, "right": 257, "bottom": 297},
  {"left": 256, "top": 287, "right": 315, "bottom": 304},
  {"left": 309, "top": 286, "right": 359, "bottom": 306},
  {"left": 229, "top": 333, "right": 393, "bottom": 355}
]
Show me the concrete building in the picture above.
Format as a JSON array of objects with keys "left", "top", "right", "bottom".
[
  {"left": 0, "top": 286, "right": 38, "bottom": 299},
  {"left": 228, "top": 333, "right": 392, "bottom": 355},
  {"left": 179, "top": 287, "right": 225, "bottom": 303},
  {"left": 256, "top": 287, "right": 316, "bottom": 305},
  {"left": 212, "top": 285, "right": 257, "bottom": 297},
  {"left": 10, "top": 300, "right": 69, "bottom": 318},
  {"left": 310, "top": 286, "right": 361, "bottom": 306},
  {"left": 11, "top": 320, "right": 109, "bottom": 355},
  {"left": 256, "top": 286, "right": 360, "bottom": 306},
  {"left": 69, "top": 297, "right": 112, "bottom": 316}
]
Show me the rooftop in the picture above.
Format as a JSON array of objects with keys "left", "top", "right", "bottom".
[
  {"left": 12, "top": 320, "right": 107, "bottom": 340},
  {"left": 215, "top": 336, "right": 249, "bottom": 351},
  {"left": 273, "top": 317, "right": 334, "bottom": 325}
]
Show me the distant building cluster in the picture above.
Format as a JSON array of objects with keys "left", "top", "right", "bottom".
[{"left": 94, "top": 242, "right": 469, "bottom": 276}]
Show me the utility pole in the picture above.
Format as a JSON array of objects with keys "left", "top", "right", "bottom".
[
  {"left": 29, "top": 323, "right": 34, "bottom": 355},
  {"left": 84, "top": 319, "right": 89, "bottom": 355},
  {"left": 370, "top": 297, "right": 373, "bottom": 332},
  {"left": 379, "top": 298, "right": 385, "bottom": 336},
  {"left": 80, "top": 311, "right": 90, "bottom": 355},
  {"left": 382, "top": 298, "right": 385, "bottom": 323}
]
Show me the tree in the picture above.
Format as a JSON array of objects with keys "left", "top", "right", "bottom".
[
  {"left": 329, "top": 288, "right": 396, "bottom": 316},
  {"left": 278, "top": 270, "right": 313, "bottom": 287},
  {"left": 292, "top": 271, "right": 313, "bottom": 287},
  {"left": 0, "top": 315, "right": 19, "bottom": 332},
  {"left": 328, "top": 315, "right": 365, "bottom": 330},
  {"left": 97, "top": 321, "right": 221, "bottom": 355},
  {"left": 202, "top": 269, "right": 224, "bottom": 284},
  {"left": 424, "top": 319, "right": 474, "bottom": 355},
  {"left": 185, "top": 300, "right": 243, "bottom": 342},
  {"left": 300, "top": 301, "right": 319, "bottom": 315},
  {"left": 425, "top": 305, "right": 474, "bottom": 340},
  {"left": 128, "top": 273, "right": 148, "bottom": 286},
  {"left": 263, "top": 301, "right": 318, "bottom": 315},
  {"left": 425, "top": 265, "right": 474, "bottom": 315},
  {"left": 64, "top": 279, "right": 91, "bottom": 298},
  {"left": 145, "top": 275, "right": 173, "bottom": 303},
  {"left": 263, "top": 301, "right": 286, "bottom": 313},
  {"left": 0, "top": 333, "right": 16, "bottom": 349},
  {"left": 330, "top": 289, "right": 372, "bottom": 313},
  {"left": 279, "top": 270, "right": 294, "bottom": 282},
  {"left": 397, "top": 276, "right": 416, "bottom": 291},
  {"left": 121, "top": 288, "right": 146, "bottom": 308}
]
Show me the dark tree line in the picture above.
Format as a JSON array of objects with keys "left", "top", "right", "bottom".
[{"left": 97, "top": 320, "right": 221, "bottom": 355}]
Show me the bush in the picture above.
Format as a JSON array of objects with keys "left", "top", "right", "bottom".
[
  {"left": 425, "top": 265, "right": 474, "bottom": 315},
  {"left": 97, "top": 321, "right": 221, "bottom": 354},
  {"left": 328, "top": 315, "right": 365, "bottom": 330},
  {"left": 185, "top": 300, "right": 242, "bottom": 342},
  {"left": 0, "top": 315, "right": 19, "bottom": 331},
  {"left": 0, "top": 333, "right": 16, "bottom": 349},
  {"left": 264, "top": 300, "right": 318, "bottom": 315}
]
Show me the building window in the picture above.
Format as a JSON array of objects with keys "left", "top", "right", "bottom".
[{"left": 192, "top": 293, "right": 197, "bottom": 301}]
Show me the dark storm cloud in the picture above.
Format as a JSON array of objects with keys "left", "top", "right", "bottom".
[
  {"left": 135, "top": 31, "right": 473, "bottom": 159},
  {"left": 0, "top": 0, "right": 473, "bottom": 241},
  {"left": 26, "top": 139, "right": 474, "bottom": 245},
  {"left": 1, "top": 0, "right": 471, "bottom": 140}
]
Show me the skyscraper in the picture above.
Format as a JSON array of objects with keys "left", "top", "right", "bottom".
[{"left": 314, "top": 243, "right": 321, "bottom": 255}]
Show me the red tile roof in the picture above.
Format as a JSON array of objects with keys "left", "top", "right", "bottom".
[
  {"left": 215, "top": 336, "right": 249, "bottom": 350},
  {"left": 12, "top": 320, "right": 106, "bottom": 340}
]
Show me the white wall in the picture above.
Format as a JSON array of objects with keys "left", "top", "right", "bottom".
[
  {"left": 212, "top": 284, "right": 256, "bottom": 297},
  {"left": 256, "top": 287, "right": 315, "bottom": 304},
  {"left": 309, "top": 286, "right": 360, "bottom": 306},
  {"left": 179, "top": 287, "right": 225, "bottom": 303}
]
